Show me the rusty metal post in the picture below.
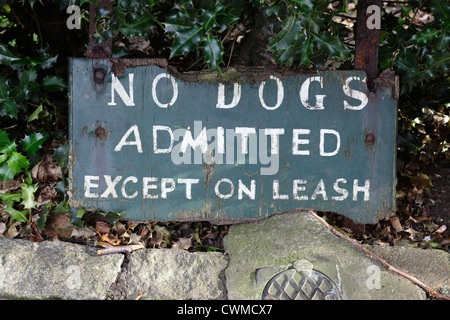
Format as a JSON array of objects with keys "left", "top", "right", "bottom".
[
  {"left": 354, "top": 0, "right": 382, "bottom": 90},
  {"left": 87, "top": 0, "right": 113, "bottom": 59}
]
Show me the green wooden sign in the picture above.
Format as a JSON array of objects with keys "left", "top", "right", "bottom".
[{"left": 69, "top": 58, "right": 397, "bottom": 223}]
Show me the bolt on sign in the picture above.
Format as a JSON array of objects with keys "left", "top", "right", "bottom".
[{"left": 69, "top": 58, "right": 398, "bottom": 224}]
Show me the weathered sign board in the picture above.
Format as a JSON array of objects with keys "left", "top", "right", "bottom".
[{"left": 69, "top": 58, "right": 397, "bottom": 223}]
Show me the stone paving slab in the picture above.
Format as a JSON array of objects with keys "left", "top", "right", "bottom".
[
  {"left": 223, "top": 211, "right": 427, "bottom": 300},
  {"left": 0, "top": 237, "right": 123, "bottom": 300},
  {"left": 127, "top": 248, "right": 228, "bottom": 300},
  {"left": 368, "top": 245, "right": 450, "bottom": 297}
]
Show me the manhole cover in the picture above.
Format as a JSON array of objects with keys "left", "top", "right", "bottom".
[{"left": 262, "top": 268, "right": 343, "bottom": 300}]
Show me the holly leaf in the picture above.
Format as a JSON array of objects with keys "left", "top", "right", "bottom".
[
  {"left": 0, "top": 192, "right": 22, "bottom": 203},
  {"left": 201, "top": 5, "right": 226, "bottom": 31},
  {"left": 0, "top": 162, "right": 16, "bottom": 181},
  {"left": 4, "top": 202, "right": 29, "bottom": 223},
  {"left": 410, "top": 29, "right": 439, "bottom": 46},
  {"left": 20, "top": 132, "right": 46, "bottom": 155},
  {"left": 271, "top": 16, "right": 302, "bottom": 51},
  {"left": 6, "top": 151, "right": 29, "bottom": 176},
  {"left": 0, "top": 44, "right": 20, "bottom": 65},
  {"left": 20, "top": 182, "right": 38, "bottom": 210},
  {"left": 169, "top": 26, "right": 203, "bottom": 59},
  {"left": 1, "top": 99, "right": 20, "bottom": 119},
  {"left": 42, "top": 76, "right": 67, "bottom": 91},
  {"left": 312, "top": 33, "right": 349, "bottom": 60},
  {"left": 270, "top": 16, "right": 303, "bottom": 66},
  {"left": 0, "top": 130, "right": 10, "bottom": 146},
  {"left": 299, "top": 36, "right": 314, "bottom": 66},
  {"left": 0, "top": 141, "right": 17, "bottom": 163},
  {"left": 117, "top": 17, "right": 154, "bottom": 37},
  {"left": 203, "top": 35, "right": 223, "bottom": 69},
  {"left": 52, "top": 142, "right": 69, "bottom": 168},
  {"left": 28, "top": 104, "right": 43, "bottom": 122},
  {"left": 430, "top": 0, "right": 449, "bottom": 21}
]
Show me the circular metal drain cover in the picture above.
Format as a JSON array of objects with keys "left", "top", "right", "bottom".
[{"left": 262, "top": 268, "right": 343, "bottom": 300}]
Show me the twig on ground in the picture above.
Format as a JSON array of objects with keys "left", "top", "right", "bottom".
[{"left": 97, "top": 244, "right": 145, "bottom": 255}]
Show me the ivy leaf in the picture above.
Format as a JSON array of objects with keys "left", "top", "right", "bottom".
[
  {"left": 169, "top": 26, "right": 203, "bottom": 59},
  {"left": 312, "top": 33, "right": 349, "bottom": 60},
  {"left": 4, "top": 202, "right": 29, "bottom": 223},
  {"left": 6, "top": 151, "right": 29, "bottom": 176},
  {"left": 20, "top": 132, "right": 46, "bottom": 155},
  {"left": 42, "top": 76, "right": 67, "bottom": 91},
  {"left": 203, "top": 35, "right": 223, "bottom": 69}
]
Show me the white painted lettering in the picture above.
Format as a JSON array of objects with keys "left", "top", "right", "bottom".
[
  {"left": 238, "top": 179, "right": 256, "bottom": 200},
  {"left": 153, "top": 125, "right": 174, "bottom": 154},
  {"left": 300, "top": 76, "right": 326, "bottom": 110},
  {"left": 259, "top": 76, "right": 284, "bottom": 110},
  {"left": 216, "top": 83, "right": 241, "bottom": 109},
  {"left": 108, "top": 74, "right": 135, "bottom": 106},
  {"left": 343, "top": 76, "right": 368, "bottom": 110},
  {"left": 101, "top": 175, "right": 122, "bottom": 198},
  {"left": 353, "top": 179, "right": 370, "bottom": 201},
  {"left": 84, "top": 175, "right": 99, "bottom": 198},
  {"left": 320, "top": 129, "right": 340, "bottom": 157},
  {"left": 152, "top": 73, "right": 178, "bottom": 108},
  {"left": 114, "top": 125, "right": 143, "bottom": 153},
  {"left": 292, "top": 129, "right": 310, "bottom": 155},
  {"left": 121, "top": 176, "right": 138, "bottom": 199}
]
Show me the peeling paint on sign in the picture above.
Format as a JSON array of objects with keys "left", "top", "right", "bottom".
[{"left": 69, "top": 58, "right": 398, "bottom": 223}]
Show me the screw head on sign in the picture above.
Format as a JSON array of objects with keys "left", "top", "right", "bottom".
[
  {"left": 93, "top": 68, "right": 106, "bottom": 84},
  {"left": 365, "top": 133, "right": 375, "bottom": 145}
]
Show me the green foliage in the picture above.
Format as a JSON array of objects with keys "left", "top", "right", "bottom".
[
  {"left": 379, "top": 0, "right": 450, "bottom": 93},
  {"left": 0, "top": 44, "right": 63, "bottom": 120},
  {"left": 0, "top": 130, "right": 46, "bottom": 181},
  {"left": 0, "top": 173, "right": 38, "bottom": 223}
]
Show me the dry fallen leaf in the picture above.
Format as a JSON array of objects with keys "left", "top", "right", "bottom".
[
  {"left": 95, "top": 220, "right": 110, "bottom": 234},
  {"left": 434, "top": 225, "right": 447, "bottom": 234},
  {"left": 97, "top": 231, "right": 121, "bottom": 246},
  {"left": 409, "top": 173, "right": 433, "bottom": 189},
  {"left": 0, "top": 179, "right": 21, "bottom": 194},
  {"left": 389, "top": 216, "right": 403, "bottom": 232},
  {"left": 31, "top": 154, "right": 62, "bottom": 182},
  {"left": 71, "top": 226, "right": 97, "bottom": 238},
  {"left": 172, "top": 237, "right": 192, "bottom": 250},
  {"left": 0, "top": 222, "right": 6, "bottom": 234},
  {"left": 6, "top": 221, "right": 21, "bottom": 238},
  {"left": 405, "top": 227, "right": 424, "bottom": 242}
]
